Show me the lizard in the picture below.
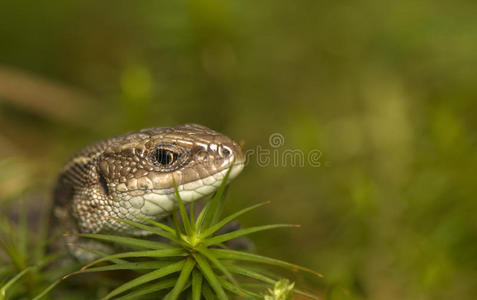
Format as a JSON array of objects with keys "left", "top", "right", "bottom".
[{"left": 51, "top": 123, "right": 245, "bottom": 261}]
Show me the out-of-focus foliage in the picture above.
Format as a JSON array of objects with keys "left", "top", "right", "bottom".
[{"left": 1, "top": 0, "right": 477, "bottom": 299}]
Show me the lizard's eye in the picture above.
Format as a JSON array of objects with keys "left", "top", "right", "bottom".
[{"left": 154, "top": 149, "right": 179, "bottom": 166}]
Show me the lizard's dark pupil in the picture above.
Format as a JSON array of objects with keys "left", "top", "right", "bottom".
[{"left": 156, "top": 149, "right": 178, "bottom": 165}]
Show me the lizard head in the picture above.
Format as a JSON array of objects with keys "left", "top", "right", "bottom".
[{"left": 66, "top": 124, "right": 245, "bottom": 234}]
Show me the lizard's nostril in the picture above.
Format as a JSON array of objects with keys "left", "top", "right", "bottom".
[{"left": 222, "top": 146, "right": 231, "bottom": 158}]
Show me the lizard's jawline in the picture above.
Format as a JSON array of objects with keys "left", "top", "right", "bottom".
[{"left": 124, "top": 163, "right": 244, "bottom": 217}]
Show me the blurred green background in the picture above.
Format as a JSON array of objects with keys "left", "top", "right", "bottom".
[{"left": 1, "top": 0, "right": 477, "bottom": 299}]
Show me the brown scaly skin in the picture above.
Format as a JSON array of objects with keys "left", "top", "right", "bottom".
[{"left": 51, "top": 124, "right": 245, "bottom": 261}]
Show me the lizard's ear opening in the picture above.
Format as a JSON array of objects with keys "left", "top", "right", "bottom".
[{"left": 98, "top": 171, "right": 110, "bottom": 196}]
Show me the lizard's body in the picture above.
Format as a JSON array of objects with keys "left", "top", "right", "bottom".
[{"left": 51, "top": 124, "right": 244, "bottom": 261}]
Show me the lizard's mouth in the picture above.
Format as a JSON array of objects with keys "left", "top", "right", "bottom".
[{"left": 120, "top": 162, "right": 244, "bottom": 217}]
